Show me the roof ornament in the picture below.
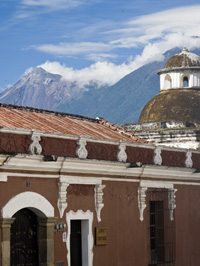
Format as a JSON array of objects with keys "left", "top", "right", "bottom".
[
  {"left": 29, "top": 130, "right": 42, "bottom": 155},
  {"left": 117, "top": 141, "right": 127, "bottom": 162},
  {"left": 185, "top": 150, "right": 193, "bottom": 168},
  {"left": 154, "top": 146, "right": 162, "bottom": 165},
  {"left": 76, "top": 136, "right": 88, "bottom": 159},
  {"left": 182, "top": 47, "right": 189, "bottom": 53}
]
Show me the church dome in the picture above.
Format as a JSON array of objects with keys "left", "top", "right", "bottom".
[
  {"left": 163, "top": 48, "right": 200, "bottom": 69},
  {"left": 157, "top": 49, "right": 200, "bottom": 92},
  {"left": 139, "top": 89, "right": 200, "bottom": 125},
  {"left": 139, "top": 49, "right": 200, "bottom": 125}
]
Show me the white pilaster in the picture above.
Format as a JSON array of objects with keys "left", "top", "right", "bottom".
[
  {"left": 138, "top": 186, "right": 147, "bottom": 221},
  {"left": 168, "top": 188, "right": 177, "bottom": 221},
  {"left": 94, "top": 184, "right": 106, "bottom": 222},
  {"left": 57, "top": 182, "right": 70, "bottom": 218}
]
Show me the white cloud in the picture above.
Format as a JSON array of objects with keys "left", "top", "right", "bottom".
[
  {"left": 20, "top": 0, "right": 83, "bottom": 9},
  {"left": 32, "top": 5, "right": 200, "bottom": 64},
  {"left": 129, "top": 5, "right": 200, "bottom": 26},
  {"left": 39, "top": 60, "right": 136, "bottom": 88},
  {"left": 23, "top": 67, "right": 35, "bottom": 75},
  {"left": 15, "top": 0, "right": 88, "bottom": 19},
  {"left": 33, "top": 4, "right": 200, "bottom": 91},
  {"left": 34, "top": 42, "right": 112, "bottom": 56},
  {"left": 111, "top": 5, "right": 200, "bottom": 61}
]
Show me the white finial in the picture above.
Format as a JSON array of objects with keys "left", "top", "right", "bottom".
[{"left": 182, "top": 47, "right": 189, "bottom": 53}]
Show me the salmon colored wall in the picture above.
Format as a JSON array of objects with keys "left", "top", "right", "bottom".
[
  {"left": 161, "top": 150, "right": 185, "bottom": 167},
  {"left": 0, "top": 133, "right": 30, "bottom": 154},
  {"left": 93, "top": 181, "right": 149, "bottom": 266},
  {"left": 63, "top": 181, "right": 150, "bottom": 266},
  {"left": 0, "top": 176, "right": 58, "bottom": 212},
  {"left": 1, "top": 175, "right": 200, "bottom": 266},
  {"left": 41, "top": 137, "right": 77, "bottom": 157},
  {"left": 175, "top": 185, "right": 200, "bottom": 266}
]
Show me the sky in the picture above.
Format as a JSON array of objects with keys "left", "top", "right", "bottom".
[{"left": 1, "top": 0, "right": 200, "bottom": 90}]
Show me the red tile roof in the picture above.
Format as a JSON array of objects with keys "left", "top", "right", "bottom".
[{"left": 0, "top": 104, "right": 148, "bottom": 143}]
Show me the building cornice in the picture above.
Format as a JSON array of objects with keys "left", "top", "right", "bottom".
[
  {"left": 0, "top": 154, "right": 200, "bottom": 184},
  {"left": 157, "top": 66, "right": 200, "bottom": 75}
]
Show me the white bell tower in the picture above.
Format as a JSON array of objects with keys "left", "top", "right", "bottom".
[{"left": 158, "top": 48, "right": 200, "bottom": 92}]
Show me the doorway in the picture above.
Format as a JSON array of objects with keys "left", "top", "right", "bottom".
[
  {"left": 148, "top": 190, "right": 176, "bottom": 265},
  {"left": 70, "top": 220, "right": 82, "bottom": 266},
  {"left": 66, "top": 210, "right": 93, "bottom": 266},
  {"left": 11, "top": 208, "right": 38, "bottom": 266}
]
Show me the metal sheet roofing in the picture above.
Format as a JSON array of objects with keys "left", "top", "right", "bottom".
[{"left": 0, "top": 104, "right": 147, "bottom": 143}]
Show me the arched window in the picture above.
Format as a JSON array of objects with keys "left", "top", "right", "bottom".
[
  {"left": 183, "top": 76, "right": 189, "bottom": 87},
  {"left": 164, "top": 74, "right": 172, "bottom": 90}
]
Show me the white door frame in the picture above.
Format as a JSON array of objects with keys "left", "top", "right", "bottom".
[{"left": 66, "top": 210, "right": 94, "bottom": 266}]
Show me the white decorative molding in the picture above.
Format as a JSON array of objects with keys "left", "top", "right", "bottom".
[
  {"left": 66, "top": 210, "right": 94, "bottom": 266},
  {"left": 76, "top": 137, "right": 88, "bottom": 159},
  {"left": 168, "top": 188, "right": 177, "bottom": 221},
  {"left": 29, "top": 131, "right": 42, "bottom": 155},
  {"left": 57, "top": 182, "right": 69, "bottom": 218},
  {"left": 138, "top": 186, "right": 147, "bottom": 221},
  {"left": 185, "top": 151, "right": 193, "bottom": 168},
  {"left": 154, "top": 147, "right": 162, "bottom": 165},
  {"left": 0, "top": 172, "right": 8, "bottom": 182},
  {"left": 138, "top": 181, "right": 177, "bottom": 222},
  {"left": 140, "top": 180, "right": 174, "bottom": 189},
  {"left": 2, "top": 191, "right": 54, "bottom": 218},
  {"left": 94, "top": 184, "right": 106, "bottom": 222},
  {"left": 117, "top": 142, "right": 127, "bottom": 162}
]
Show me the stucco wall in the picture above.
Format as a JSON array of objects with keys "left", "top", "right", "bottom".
[{"left": 175, "top": 185, "right": 200, "bottom": 266}]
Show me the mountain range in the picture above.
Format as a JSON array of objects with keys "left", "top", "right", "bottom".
[{"left": 0, "top": 47, "right": 198, "bottom": 124}]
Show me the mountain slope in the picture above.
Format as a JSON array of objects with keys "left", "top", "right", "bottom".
[
  {"left": 56, "top": 61, "right": 161, "bottom": 123},
  {"left": 0, "top": 67, "right": 83, "bottom": 110},
  {"left": 56, "top": 48, "right": 183, "bottom": 123}
]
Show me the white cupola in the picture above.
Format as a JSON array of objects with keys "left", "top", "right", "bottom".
[{"left": 157, "top": 48, "right": 200, "bottom": 92}]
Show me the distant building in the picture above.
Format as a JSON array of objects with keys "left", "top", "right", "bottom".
[{"left": 122, "top": 48, "right": 200, "bottom": 149}]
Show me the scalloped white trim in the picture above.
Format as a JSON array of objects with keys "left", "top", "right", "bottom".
[{"left": 66, "top": 210, "right": 93, "bottom": 266}]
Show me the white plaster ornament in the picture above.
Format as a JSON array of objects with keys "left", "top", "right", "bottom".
[
  {"left": 137, "top": 186, "right": 147, "bottom": 221},
  {"left": 168, "top": 188, "right": 177, "bottom": 221},
  {"left": 76, "top": 137, "right": 88, "bottom": 159},
  {"left": 154, "top": 147, "right": 162, "bottom": 165},
  {"left": 117, "top": 142, "right": 127, "bottom": 162},
  {"left": 185, "top": 151, "right": 193, "bottom": 168},
  {"left": 29, "top": 131, "right": 42, "bottom": 155},
  {"left": 94, "top": 184, "right": 106, "bottom": 222},
  {"left": 57, "top": 182, "right": 69, "bottom": 218}
]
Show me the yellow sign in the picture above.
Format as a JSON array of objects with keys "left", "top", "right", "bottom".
[{"left": 95, "top": 227, "right": 107, "bottom": 245}]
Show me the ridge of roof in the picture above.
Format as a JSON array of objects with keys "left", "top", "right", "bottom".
[
  {"left": 98, "top": 119, "right": 150, "bottom": 144},
  {"left": 0, "top": 103, "right": 98, "bottom": 123}
]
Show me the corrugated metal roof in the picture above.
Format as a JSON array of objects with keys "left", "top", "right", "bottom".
[{"left": 0, "top": 104, "right": 147, "bottom": 143}]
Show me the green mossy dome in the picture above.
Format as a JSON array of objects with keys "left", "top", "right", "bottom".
[
  {"left": 139, "top": 89, "right": 200, "bottom": 124},
  {"left": 164, "top": 48, "right": 200, "bottom": 69}
]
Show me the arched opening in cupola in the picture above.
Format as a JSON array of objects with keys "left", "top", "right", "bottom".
[
  {"left": 164, "top": 74, "right": 171, "bottom": 90},
  {"left": 182, "top": 76, "right": 189, "bottom": 87}
]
